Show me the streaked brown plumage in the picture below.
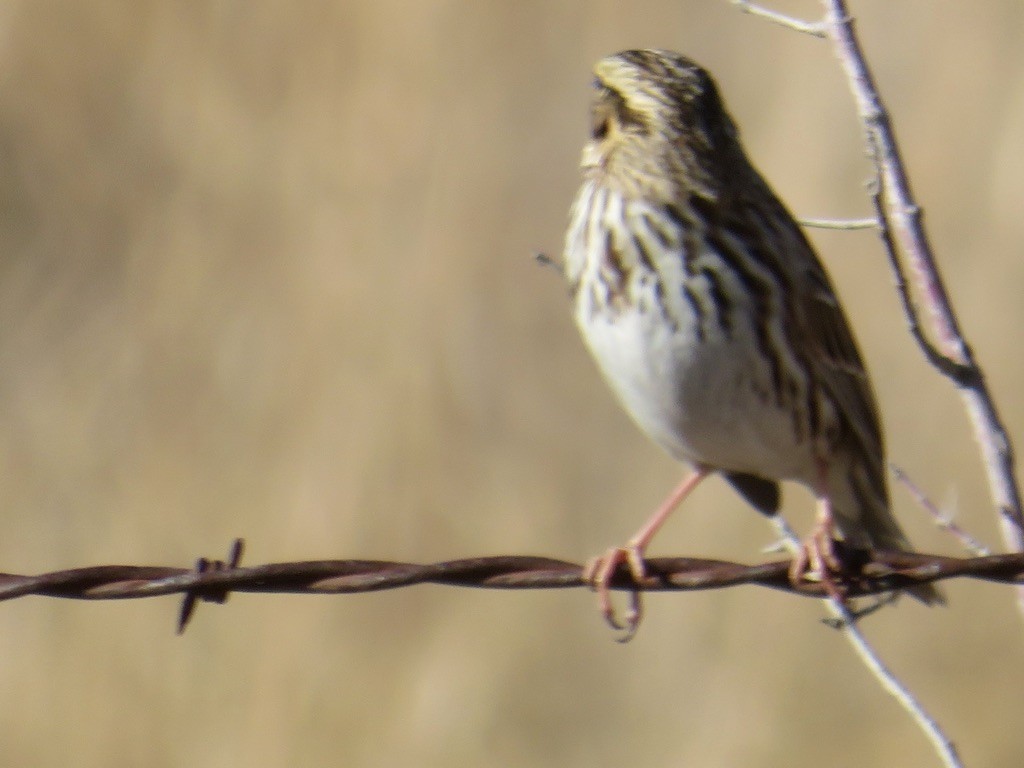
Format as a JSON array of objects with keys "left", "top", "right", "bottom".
[{"left": 563, "top": 49, "right": 941, "bottom": 636}]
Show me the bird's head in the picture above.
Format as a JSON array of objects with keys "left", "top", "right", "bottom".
[{"left": 582, "top": 49, "right": 742, "bottom": 199}]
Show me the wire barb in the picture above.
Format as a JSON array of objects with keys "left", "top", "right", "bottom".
[{"left": 178, "top": 538, "right": 245, "bottom": 634}]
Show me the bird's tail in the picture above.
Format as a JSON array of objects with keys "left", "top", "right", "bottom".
[{"left": 835, "top": 466, "right": 944, "bottom": 606}]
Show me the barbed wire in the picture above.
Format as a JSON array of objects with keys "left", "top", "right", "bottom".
[{"left": 2, "top": 539, "right": 1022, "bottom": 632}]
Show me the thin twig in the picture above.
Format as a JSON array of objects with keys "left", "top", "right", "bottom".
[
  {"left": 730, "top": 0, "right": 826, "bottom": 37},
  {"left": 825, "top": 597, "right": 963, "bottom": 768},
  {"left": 534, "top": 251, "right": 560, "bottom": 272},
  {"left": 799, "top": 216, "right": 878, "bottom": 230},
  {"left": 767, "top": 516, "right": 962, "bottom": 768}
]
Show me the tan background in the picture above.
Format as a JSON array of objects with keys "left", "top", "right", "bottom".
[{"left": 1, "top": 1, "right": 1022, "bottom": 766}]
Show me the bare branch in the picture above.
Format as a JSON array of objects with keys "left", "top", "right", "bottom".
[
  {"left": 731, "top": 3, "right": 1004, "bottom": 761},
  {"left": 818, "top": 0, "right": 1024, "bottom": 571}
]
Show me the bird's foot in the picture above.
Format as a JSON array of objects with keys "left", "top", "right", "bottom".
[
  {"left": 789, "top": 513, "right": 847, "bottom": 602},
  {"left": 583, "top": 545, "right": 649, "bottom": 642}
]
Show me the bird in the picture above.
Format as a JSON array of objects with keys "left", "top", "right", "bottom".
[{"left": 561, "top": 48, "right": 942, "bottom": 638}]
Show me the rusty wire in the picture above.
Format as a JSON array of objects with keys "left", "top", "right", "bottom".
[{"left": 1, "top": 539, "right": 1022, "bottom": 632}]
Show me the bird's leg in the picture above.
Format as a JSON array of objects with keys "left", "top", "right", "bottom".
[
  {"left": 789, "top": 459, "right": 846, "bottom": 601},
  {"left": 585, "top": 466, "right": 709, "bottom": 641}
]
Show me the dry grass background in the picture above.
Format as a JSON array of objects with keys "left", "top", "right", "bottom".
[{"left": 0, "top": 1, "right": 1022, "bottom": 766}]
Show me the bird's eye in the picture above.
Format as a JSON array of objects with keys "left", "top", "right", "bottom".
[
  {"left": 590, "top": 100, "right": 614, "bottom": 140},
  {"left": 590, "top": 88, "right": 617, "bottom": 140}
]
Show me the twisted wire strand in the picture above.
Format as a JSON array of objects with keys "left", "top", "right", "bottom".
[{"left": 1, "top": 539, "right": 1021, "bottom": 631}]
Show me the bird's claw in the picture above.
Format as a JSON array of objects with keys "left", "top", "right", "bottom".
[
  {"left": 584, "top": 545, "right": 648, "bottom": 642},
  {"left": 789, "top": 515, "right": 847, "bottom": 602}
]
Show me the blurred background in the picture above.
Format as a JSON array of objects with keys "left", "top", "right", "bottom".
[{"left": 1, "top": 1, "right": 1022, "bottom": 765}]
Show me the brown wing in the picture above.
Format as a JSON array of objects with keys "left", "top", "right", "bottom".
[
  {"left": 790, "top": 230, "right": 886, "bottom": 468},
  {"left": 734, "top": 173, "right": 887, "bottom": 478}
]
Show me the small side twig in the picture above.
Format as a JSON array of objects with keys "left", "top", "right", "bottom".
[
  {"left": 799, "top": 216, "right": 878, "bottom": 230},
  {"left": 731, "top": 0, "right": 827, "bottom": 37},
  {"left": 892, "top": 464, "right": 991, "bottom": 557}
]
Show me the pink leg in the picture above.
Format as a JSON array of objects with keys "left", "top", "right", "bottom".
[
  {"left": 789, "top": 459, "right": 845, "bottom": 601},
  {"left": 584, "top": 466, "right": 710, "bottom": 640}
]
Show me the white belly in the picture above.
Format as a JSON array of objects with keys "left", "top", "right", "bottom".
[{"left": 576, "top": 292, "right": 816, "bottom": 484}]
